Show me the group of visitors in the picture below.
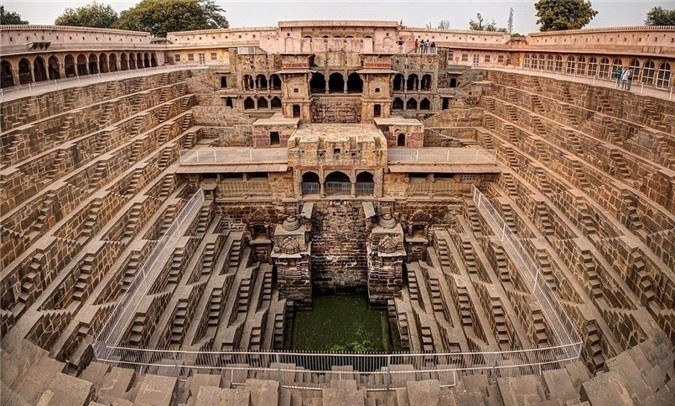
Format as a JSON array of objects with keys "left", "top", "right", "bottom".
[
  {"left": 614, "top": 66, "right": 633, "bottom": 91},
  {"left": 414, "top": 39, "right": 436, "bottom": 53}
]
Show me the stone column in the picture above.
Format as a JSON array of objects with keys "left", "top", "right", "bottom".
[{"left": 271, "top": 208, "right": 313, "bottom": 307}]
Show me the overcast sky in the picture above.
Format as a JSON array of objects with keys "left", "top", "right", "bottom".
[{"left": 4, "top": 0, "right": 674, "bottom": 34}]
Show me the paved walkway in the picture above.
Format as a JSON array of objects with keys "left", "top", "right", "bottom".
[
  {"left": 481, "top": 66, "right": 674, "bottom": 102},
  {"left": 0, "top": 65, "right": 201, "bottom": 102}
]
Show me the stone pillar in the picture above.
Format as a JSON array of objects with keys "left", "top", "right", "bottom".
[
  {"left": 271, "top": 205, "right": 313, "bottom": 307},
  {"left": 367, "top": 206, "right": 405, "bottom": 304}
]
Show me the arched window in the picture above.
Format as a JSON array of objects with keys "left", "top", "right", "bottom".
[
  {"left": 538, "top": 54, "right": 545, "bottom": 70},
  {"left": 524, "top": 53, "right": 531, "bottom": 69},
  {"left": 355, "top": 172, "right": 374, "bottom": 196},
  {"left": 328, "top": 72, "right": 344, "bottom": 93},
  {"left": 566, "top": 56, "right": 575, "bottom": 74},
  {"left": 243, "top": 74, "right": 254, "bottom": 91},
  {"left": 1, "top": 60, "right": 15, "bottom": 88},
  {"left": 256, "top": 74, "right": 267, "bottom": 90},
  {"left": 270, "top": 74, "right": 281, "bottom": 90},
  {"left": 397, "top": 133, "right": 406, "bottom": 147},
  {"left": 406, "top": 74, "right": 419, "bottom": 91},
  {"left": 244, "top": 97, "right": 255, "bottom": 110},
  {"left": 33, "top": 57, "right": 47, "bottom": 82},
  {"left": 129, "top": 53, "right": 136, "bottom": 69},
  {"left": 373, "top": 104, "right": 381, "bottom": 117},
  {"left": 587, "top": 57, "right": 598, "bottom": 77},
  {"left": 612, "top": 58, "right": 622, "bottom": 76},
  {"left": 109, "top": 53, "right": 118, "bottom": 72},
  {"left": 18, "top": 58, "right": 32, "bottom": 84},
  {"left": 546, "top": 55, "right": 554, "bottom": 71},
  {"left": 310, "top": 72, "right": 325, "bottom": 93},
  {"left": 392, "top": 97, "right": 404, "bottom": 110},
  {"left": 406, "top": 98, "right": 417, "bottom": 110},
  {"left": 656, "top": 62, "right": 671, "bottom": 89},
  {"left": 77, "top": 54, "right": 88, "bottom": 75},
  {"left": 136, "top": 53, "right": 143, "bottom": 68},
  {"left": 642, "top": 60, "right": 655, "bottom": 85},
  {"left": 144, "top": 53, "right": 150, "bottom": 68},
  {"left": 257, "top": 97, "right": 268, "bottom": 109},
  {"left": 554, "top": 55, "right": 563, "bottom": 72},
  {"left": 47, "top": 56, "right": 59, "bottom": 80},
  {"left": 325, "top": 171, "right": 351, "bottom": 195},
  {"left": 99, "top": 53, "right": 109, "bottom": 73},
  {"left": 576, "top": 56, "right": 586, "bottom": 75},
  {"left": 393, "top": 73, "right": 404, "bottom": 91},
  {"left": 120, "top": 54, "right": 128, "bottom": 71},
  {"left": 420, "top": 98, "right": 430, "bottom": 110},
  {"left": 420, "top": 74, "right": 432, "bottom": 91},
  {"left": 301, "top": 172, "right": 320, "bottom": 195},
  {"left": 88, "top": 53, "right": 98, "bottom": 74},
  {"left": 271, "top": 96, "right": 282, "bottom": 109},
  {"left": 347, "top": 72, "right": 363, "bottom": 93},
  {"left": 150, "top": 53, "right": 158, "bottom": 67},
  {"left": 629, "top": 58, "right": 640, "bottom": 83},
  {"left": 449, "top": 77, "right": 457, "bottom": 88},
  {"left": 599, "top": 57, "right": 610, "bottom": 78}
]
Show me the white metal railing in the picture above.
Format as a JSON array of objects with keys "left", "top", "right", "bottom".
[
  {"left": 178, "top": 148, "right": 288, "bottom": 165},
  {"left": 471, "top": 186, "right": 582, "bottom": 353},
  {"left": 0, "top": 65, "right": 197, "bottom": 100},
  {"left": 355, "top": 182, "right": 375, "bottom": 196},
  {"left": 388, "top": 148, "right": 496, "bottom": 164},
  {"left": 325, "top": 181, "right": 351, "bottom": 195},
  {"left": 301, "top": 182, "right": 320, "bottom": 195},
  {"left": 92, "top": 186, "right": 581, "bottom": 387},
  {"left": 94, "top": 189, "right": 204, "bottom": 351}
]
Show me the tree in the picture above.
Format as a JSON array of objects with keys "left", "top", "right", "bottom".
[
  {"left": 469, "top": 13, "right": 508, "bottom": 32},
  {"left": 55, "top": 2, "right": 118, "bottom": 28},
  {"left": 535, "top": 0, "right": 598, "bottom": 32},
  {"left": 437, "top": 20, "right": 451, "bottom": 29},
  {"left": 114, "top": 0, "right": 228, "bottom": 37},
  {"left": 0, "top": 5, "right": 28, "bottom": 25},
  {"left": 645, "top": 7, "right": 675, "bottom": 26}
]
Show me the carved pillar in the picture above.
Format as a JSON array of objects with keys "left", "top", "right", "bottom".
[{"left": 367, "top": 204, "right": 405, "bottom": 304}]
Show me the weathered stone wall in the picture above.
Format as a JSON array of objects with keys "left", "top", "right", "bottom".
[{"left": 311, "top": 95, "right": 361, "bottom": 123}]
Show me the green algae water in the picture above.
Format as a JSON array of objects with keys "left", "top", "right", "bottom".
[{"left": 291, "top": 295, "right": 391, "bottom": 353}]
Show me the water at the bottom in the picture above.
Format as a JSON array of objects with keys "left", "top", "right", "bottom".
[{"left": 291, "top": 295, "right": 391, "bottom": 353}]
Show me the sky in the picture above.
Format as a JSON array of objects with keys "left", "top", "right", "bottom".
[{"left": 3, "top": 0, "right": 675, "bottom": 34}]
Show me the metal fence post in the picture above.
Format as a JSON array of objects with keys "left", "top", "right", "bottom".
[{"left": 386, "top": 355, "right": 391, "bottom": 391}]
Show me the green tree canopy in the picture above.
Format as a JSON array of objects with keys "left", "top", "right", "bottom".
[
  {"left": 114, "top": 0, "right": 228, "bottom": 37},
  {"left": 645, "top": 7, "right": 675, "bottom": 26},
  {"left": 55, "top": 2, "right": 119, "bottom": 28},
  {"left": 535, "top": 0, "right": 598, "bottom": 31},
  {"left": 469, "top": 13, "right": 508, "bottom": 32},
  {"left": 0, "top": 5, "right": 29, "bottom": 25}
]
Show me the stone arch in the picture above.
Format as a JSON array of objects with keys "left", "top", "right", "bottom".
[
  {"left": 33, "top": 56, "right": 47, "bottom": 82},
  {"left": 150, "top": 53, "right": 158, "bottom": 67},
  {"left": 120, "top": 53, "right": 128, "bottom": 70},
  {"left": 612, "top": 58, "right": 623, "bottom": 73},
  {"left": 409, "top": 209, "right": 431, "bottom": 237},
  {"left": 406, "top": 98, "right": 417, "bottom": 110},
  {"left": 136, "top": 52, "right": 143, "bottom": 68},
  {"left": 1, "top": 60, "right": 14, "bottom": 88},
  {"left": 355, "top": 171, "right": 374, "bottom": 196},
  {"left": 77, "top": 54, "right": 88, "bottom": 75},
  {"left": 109, "top": 53, "right": 118, "bottom": 72},
  {"left": 129, "top": 53, "right": 137, "bottom": 69},
  {"left": 576, "top": 56, "right": 586, "bottom": 75},
  {"left": 347, "top": 72, "right": 363, "bottom": 93},
  {"left": 99, "top": 53, "right": 109, "bottom": 73},
  {"left": 64, "top": 54, "right": 76, "bottom": 77},
  {"left": 243, "top": 74, "right": 254, "bottom": 91},
  {"left": 88, "top": 53, "right": 98, "bottom": 74},
  {"left": 628, "top": 58, "right": 640, "bottom": 82},
  {"left": 310, "top": 72, "right": 326, "bottom": 93},
  {"left": 46, "top": 56, "right": 60, "bottom": 80},
  {"left": 420, "top": 74, "right": 432, "bottom": 91},
  {"left": 406, "top": 73, "right": 419, "bottom": 91},
  {"left": 555, "top": 55, "right": 563, "bottom": 72},
  {"left": 546, "top": 54, "right": 554, "bottom": 71},
  {"left": 587, "top": 57, "right": 598, "bottom": 76},
  {"left": 244, "top": 97, "right": 255, "bottom": 110},
  {"left": 449, "top": 77, "right": 457, "bottom": 88},
  {"left": 599, "top": 57, "right": 610, "bottom": 78},
  {"left": 271, "top": 96, "right": 282, "bottom": 109},
  {"left": 656, "top": 61, "right": 671, "bottom": 89},
  {"left": 420, "top": 98, "right": 430, "bottom": 110},
  {"left": 143, "top": 52, "right": 150, "bottom": 68},
  {"left": 270, "top": 74, "right": 281, "bottom": 90},
  {"left": 392, "top": 97, "right": 404, "bottom": 110},
  {"left": 256, "top": 74, "right": 267, "bottom": 90},
  {"left": 328, "top": 72, "right": 344, "bottom": 93},
  {"left": 393, "top": 73, "right": 404, "bottom": 91},
  {"left": 301, "top": 172, "right": 320, "bottom": 195},
  {"left": 18, "top": 58, "right": 32, "bottom": 84},
  {"left": 325, "top": 171, "right": 351, "bottom": 195},
  {"left": 257, "top": 97, "right": 269, "bottom": 109}
]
